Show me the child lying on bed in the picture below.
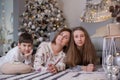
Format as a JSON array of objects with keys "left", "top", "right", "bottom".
[{"left": 0, "top": 32, "right": 34, "bottom": 74}]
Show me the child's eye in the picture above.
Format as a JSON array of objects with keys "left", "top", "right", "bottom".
[
  {"left": 59, "top": 33, "right": 63, "bottom": 36},
  {"left": 75, "top": 35, "right": 78, "bottom": 38},
  {"left": 23, "top": 45, "right": 26, "bottom": 47}
]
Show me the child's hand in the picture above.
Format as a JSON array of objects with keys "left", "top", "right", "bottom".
[
  {"left": 24, "top": 49, "right": 33, "bottom": 58},
  {"left": 86, "top": 64, "right": 94, "bottom": 72},
  {"left": 47, "top": 64, "right": 58, "bottom": 74},
  {"left": 81, "top": 66, "right": 87, "bottom": 71}
]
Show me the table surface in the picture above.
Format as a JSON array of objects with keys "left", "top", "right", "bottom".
[{"left": 0, "top": 68, "right": 107, "bottom": 80}]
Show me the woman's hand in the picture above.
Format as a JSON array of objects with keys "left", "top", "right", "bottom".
[{"left": 47, "top": 64, "right": 58, "bottom": 74}]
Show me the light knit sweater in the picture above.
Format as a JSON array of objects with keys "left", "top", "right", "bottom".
[{"left": 34, "top": 42, "right": 66, "bottom": 72}]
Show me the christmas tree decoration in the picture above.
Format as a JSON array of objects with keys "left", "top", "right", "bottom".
[
  {"left": 102, "top": 36, "right": 120, "bottom": 80},
  {"left": 109, "top": 0, "right": 120, "bottom": 23},
  {"left": 80, "top": 0, "right": 112, "bottom": 23},
  {"left": 19, "top": 0, "right": 66, "bottom": 48},
  {"left": 114, "top": 53, "right": 120, "bottom": 66}
]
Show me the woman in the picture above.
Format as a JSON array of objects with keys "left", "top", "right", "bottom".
[
  {"left": 66, "top": 26, "right": 97, "bottom": 72},
  {"left": 34, "top": 28, "right": 72, "bottom": 74}
]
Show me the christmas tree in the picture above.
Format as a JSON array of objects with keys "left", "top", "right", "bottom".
[{"left": 19, "top": 0, "right": 66, "bottom": 48}]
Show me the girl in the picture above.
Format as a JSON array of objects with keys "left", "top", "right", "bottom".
[{"left": 66, "top": 26, "right": 97, "bottom": 72}]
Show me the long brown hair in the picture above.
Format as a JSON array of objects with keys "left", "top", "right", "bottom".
[
  {"left": 66, "top": 26, "right": 97, "bottom": 67},
  {"left": 52, "top": 28, "right": 72, "bottom": 53}
]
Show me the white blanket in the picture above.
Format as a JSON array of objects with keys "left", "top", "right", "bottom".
[{"left": 0, "top": 68, "right": 107, "bottom": 80}]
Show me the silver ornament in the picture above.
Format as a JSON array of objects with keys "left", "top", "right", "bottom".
[
  {"left": 53, "top": 27, "right": 56, "bottom": 31},
  {"left": 24, "top": 23, "right": 27, "bottom": 27},
  {"left": 48, "top": 33, "right": 51, "bottom": 36},
  {"left": 40, "top": 30, "right": 43, "bottom": 33},
  {"left": 106, "top": 55, "right": 114, "bottom": 66},
  {"left": 37, "top": 0, "right": 43, "bottom": 4},
  {"left": 115, "top": 53, "right": 120, "bottom": 56},
  {"left": 107, "top": 73, "right": 112, "bottom": 80},
  {"left": 112, "top": 74, "right": 118, "bottom": 80},
  {"left": 107, "top": 65, "right": 112, "bottom": 73},
  {"left": 28, "top": 21, "right": 32, "bottom": 26},
  {"left": 56, "top": 18, "right": 59, "bottom": 21},
  {"left": 31, "top": 25, "right": 35, "bottom": 29},
  {"left": 37, "top": 14, "right": 40, "bottom": 18},
  {"left": 114, "top": 55, "right": 120, "bottom": 66},
  {"left": 57, "top": 14, "right": 61, "bottom": 18},
  {"left": 38, "top": 37, "right": 43, "bottom": 42},
  {"left": 112, "top": 66, "right": 119, "bottom": 75}
]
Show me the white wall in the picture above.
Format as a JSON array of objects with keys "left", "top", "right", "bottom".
[
  {"left": 13, "top": 0, "right": 25, "bottom": 41},
  {"left": 60, "top": 0, "right": 112, "bottom": 35},
  {"left": 60, "top": 0, "right": 86, "bottom": 28}
]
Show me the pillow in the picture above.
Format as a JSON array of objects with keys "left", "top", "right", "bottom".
[{"left": 0, "top": 62, "right": 33, "bottom": 75}]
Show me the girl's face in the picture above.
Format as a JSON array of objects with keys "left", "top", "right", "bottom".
[
  {"left": 73, "top": 30, "right": 85, "bottom": 47},
  {"left": 55, "top": 31, "right": 70, "bottom": 47},
  {"left": 18, "top": 43, "right": 33, "bottom": 55}
]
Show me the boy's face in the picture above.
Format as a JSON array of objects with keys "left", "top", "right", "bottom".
[{"left": 18, "top": 43, "right": 33, "bottom": 55}]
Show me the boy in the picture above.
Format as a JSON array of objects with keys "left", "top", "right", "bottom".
[{"left": 0, "top": 32, "right": 33, "bottom": 67}]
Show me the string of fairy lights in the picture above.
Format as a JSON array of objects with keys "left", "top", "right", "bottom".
[{"left": 80, "top": 0, "right": 112, "bottom": 23}]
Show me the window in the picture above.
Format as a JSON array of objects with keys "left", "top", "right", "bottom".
[{"left": 0, "top": 0, "right": 14, "bottom": 56}]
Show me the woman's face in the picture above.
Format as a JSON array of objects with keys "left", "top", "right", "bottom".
[
  {"left": 73, "top": 30, "right": 85, "bottom": 47},
  {"left": 55, "top": 31, "right": 70, "bottom": 47}
]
